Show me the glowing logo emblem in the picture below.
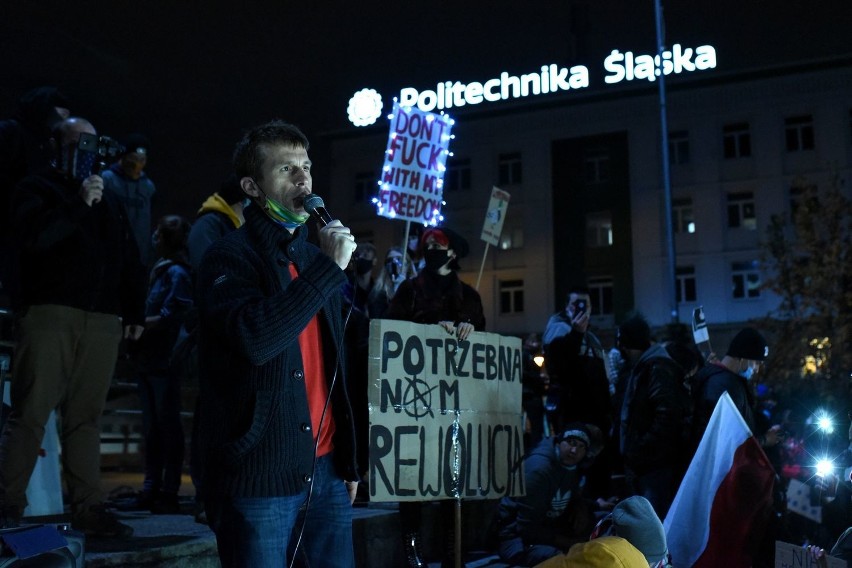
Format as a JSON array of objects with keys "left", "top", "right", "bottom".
[{"left": 347, "top": 88, "right": 383, "bottom": 127}]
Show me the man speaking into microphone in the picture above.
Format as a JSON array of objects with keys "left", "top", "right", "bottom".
[{"left": 195, "top": 120, "right": 359, "bottom": 568}]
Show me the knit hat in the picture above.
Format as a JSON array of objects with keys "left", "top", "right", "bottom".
[
  {"left": 609, "top": 496, "right": 668, "bottom": 564},
  {"left": 618, "top": 313, "right": 652, "bottom": 351},
  {"left": 536, "top": 536, "right": 647, "bottom": 568},
  {"left": 726, "top": 327, "right": 768, "bottom": 361}
]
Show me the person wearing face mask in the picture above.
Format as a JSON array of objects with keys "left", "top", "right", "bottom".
[
  {"left": 690, "top": 327, "right": 782, "bottom": 456},
  {"left": 385, "top": 226, "right": 485, "bottom": 568},
  {"left": 342, "top": 242, "right": 377, "bottom": 315},
  {"left": 102, "top": 133, "right": 157, "bottom": 267},
  {"left": 366, "top": 246, "right": 416, "bottom": 320},
  {"left": 1, "top": 117, "right": 146, "bottom": 537},
  {"left": 195, "top": 120, "right": 359, "bottom": 567}
]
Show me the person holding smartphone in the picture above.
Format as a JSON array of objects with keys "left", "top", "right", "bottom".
[{"left": 542, "top": 286, "right": 615, "bottom": 500}]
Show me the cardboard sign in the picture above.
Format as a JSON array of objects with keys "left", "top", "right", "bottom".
[
  {"left": 375, "top": 102, "right": 453, "bottom": 224},
  {"left": 775, "top": 541, "right": 844, "bottom": 568},
  {"left": 367, "top": 319, "right": 524, "bottom": 502},
  {"left": 480, "top": 186, "right": 511, "bottom": 246}
]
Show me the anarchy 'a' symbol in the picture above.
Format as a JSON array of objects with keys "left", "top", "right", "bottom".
[{"left": 403, "top": 376, "right": 436, "bottom": 419}]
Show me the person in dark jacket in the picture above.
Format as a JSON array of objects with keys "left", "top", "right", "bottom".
[
  {"left": 691, "top": 327, "right": 782, "bottom": 454},
  {"left": 0, "top": 86, "right": 71, "bottom": 308},
  {"left": 620, "top": 338, "right": 701, "bottom": 518},
  {"left": 385, "top": 226, "right": 486, "bottom": 568},
  {"left": 0, "top": 117, "right": 146, "bottom": 537},
  {"left": 134, "top": 214, "right": 194, "bottom": 514},
  {"left": 195, "top": 120, "right": 359, "bottom": 567},
  {"left": 495, "top": 423, "right": 606, "bottom": 566},
  {"left": 101, "top": 133, "right": 157, "bottom": 267}
]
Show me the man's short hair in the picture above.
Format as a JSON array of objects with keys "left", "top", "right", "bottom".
[{"left": 233, "top": 120, "right": 310, "bottom": 182}]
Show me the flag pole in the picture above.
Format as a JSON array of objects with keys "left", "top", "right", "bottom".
[{"left": 475, "top": 243, "right": 489, "bottom": 291}]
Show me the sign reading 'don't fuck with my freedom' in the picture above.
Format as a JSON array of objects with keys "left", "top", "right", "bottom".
[
  {"left": 367, "top": 319, "right": 525, "bottom": 502},
  {"left": 375, "top": 102, "right": 453, "bottom": 225}
]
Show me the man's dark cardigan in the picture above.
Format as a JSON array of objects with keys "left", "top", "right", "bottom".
[{"left": 195, "top": 205, "right": 357, "bottom": 498}]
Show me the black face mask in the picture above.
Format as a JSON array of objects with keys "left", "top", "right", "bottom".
[
  {"left": 423, "top": 249, "right": 450, "bottom": 272},
  {"left": 385, "top": 257, "right": 402, "bottom": 277},
  {"left": 354, "top": 257, "right": 373, "bottom": 276}
]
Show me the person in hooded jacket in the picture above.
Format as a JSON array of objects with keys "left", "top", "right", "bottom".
[
  {"left": 495, "top": 423, "right": 609, "bottom": 567},
  {"left": 620, "top": 334, "right": 702, "bottom": 519},
  {"left": 133, "top": 214, "right": 194, "bottom": 514},
  {"left": 187, "top": 175, "right": 246, "bottom": 270}
]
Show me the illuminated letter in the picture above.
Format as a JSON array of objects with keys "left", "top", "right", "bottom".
[
  {"left": 569, "top": 66, "right": 589, "bottom": 89},
  {"left": 452, "top": 81, "right": 467, "bottom": 107},
  {"left": 672, "top": 44, "right": 695, "bottom": 73},
  {"left": 695, "top": 45, "right": 717, "bottom": 70},
  {"left": 500, "top": 72, "right": 520, "bottom": 100},
  {"left": 520, "top": 72, "right": 541, "bottom": 97},
  {"left": 634, "top": 54, "right": 656, "bottom": 82},
  {"left": 604, "top": 50, "right": 625, "bottom": 84},
  {"left": 418, "top": 90, "right": 438, "bottom": 112},
  {"left": 465, "top": 82, "right": 483, "bottom": 105},
  {"left": 483, "top": 78, "right": 501, "bottom": 101},
  {"left": 399, "top": 87, "right": 418, "bottom": 107}
]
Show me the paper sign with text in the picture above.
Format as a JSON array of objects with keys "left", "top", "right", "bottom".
[
  {"left": 375, "top": 102, "right": 453, "bottom": 224},
  {"left": 367, "top": 319, "right": 524, "bottom": 502},
  {"left": 481, "top": 186, "right": 511, "bottom": 246},
  {"left": 775, "top": 541, "right": 844, "bottom": 568}
]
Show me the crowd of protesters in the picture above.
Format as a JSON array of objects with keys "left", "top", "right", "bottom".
[{"left": 0, "top": 86, "right": 849, "bottom": 567}]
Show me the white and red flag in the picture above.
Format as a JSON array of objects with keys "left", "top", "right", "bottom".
[{"left": 664, "top": 392, "right": 775, "bottom": 567}]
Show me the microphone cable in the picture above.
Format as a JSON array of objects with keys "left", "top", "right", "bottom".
[{"left": 288, "top": 294, "right": 355, "bottom": 568}]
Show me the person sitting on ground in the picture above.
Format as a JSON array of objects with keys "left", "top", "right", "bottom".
[{"left": 494, "top": 422, "right": 616, "bottom": 567}]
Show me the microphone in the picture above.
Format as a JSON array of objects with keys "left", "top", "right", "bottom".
[{"left": 303, "top": 194, "right": 334, "bottom": 226}]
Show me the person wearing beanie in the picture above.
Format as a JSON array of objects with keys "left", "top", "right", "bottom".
[
  {"left": 102, "top": 132, "right": 157, "bottom": 266},
  {"left": 534, "top": 536, "right": 648, "bottom": 568},
  {"left": 590, "top": 495, "right": 669, "bottom": 566},
  {"left": 494, "top": 423, "right": 615, "bottom": 567},
  {"left": 619, "top": 337, "right": 701, "bottom": 518},
  {"left": 690, "top": 327, "right": 782, "bottom": 457},
  {"left": 385, "top": 224, "right": 485, "bottom": 567}
]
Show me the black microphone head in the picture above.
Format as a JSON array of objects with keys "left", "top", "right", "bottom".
[{"left": 303, "top": 194, "right": 325, "bottom": 214}]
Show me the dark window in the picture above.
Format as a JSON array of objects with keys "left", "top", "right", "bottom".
[
  {"left": 785, "top": 115, "right": 815, "bottom": 152},
  {"left": 584, "top": 148, "right": 610, "bottom": 183},
  {"left": 498, "top": 152, "right": 522, "bottom": 185},
  {"left": 676, "top": 266, "right": 697, "bottom": 303},
  {"left": 732, "top": 261, "right": 761, "bottom": 299},
  {"left": 723, "top": 122, "right": 751, "bottom": 159},
  {"left": 668, "top": 130, "right": 690, "bottom": 165},
  {"left": 727, "top": 192, "right": 756, "bottom": 230},
  {"left": 445, "top": 158, "right": 472, "bottom": 192},
  {"left": 499, "top": 280, "right": 524, "bottom": 314}
]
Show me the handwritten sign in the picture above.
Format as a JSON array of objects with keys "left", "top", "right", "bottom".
[
  {"left": 375, "top": 102, "right": 453, "bottom": 224},
  {"left": 367, "top": 319, "right": 524, "bottom": 502},
  {"left": 775, "top": 541, "right": 844, "bottom": 568}
]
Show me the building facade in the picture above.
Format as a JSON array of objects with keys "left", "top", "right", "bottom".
[{"left": 324, "top": 58, "right": 852, "bottom": 342}]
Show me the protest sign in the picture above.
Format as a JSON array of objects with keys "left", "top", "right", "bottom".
[
  {"left": 786, "top": 478, "right": 822, "bottom": 523},
  {"left": 775, "top": 541, "right": 844, "bottom": 568},
  {"left": 374, "top": 102, "right": 453, "bottom": 224},
  {"left": 480, "top": 186, "right": 510, "bottom": 247},
  {"left": 367, "top": 319, "right": 524, "bottom": 502}
]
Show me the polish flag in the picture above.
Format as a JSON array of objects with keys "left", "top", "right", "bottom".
[{"left": 664, "top": 392, "right": 775, "bottom": 567}]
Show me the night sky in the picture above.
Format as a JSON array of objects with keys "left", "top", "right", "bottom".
[{"left": 2, "top": 1, "right": 849, "bottom": 220}]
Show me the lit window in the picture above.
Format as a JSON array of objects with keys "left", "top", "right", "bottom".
[
  {"left": 445, "top": 157, "right": 471, "bottom": 192},
  {"left": 584, "top": 148, "right": 610, "bottom": 184},
  {"left": 731, "top": 261, "right": 761, "bottom": 299},
  {"left": 498, "top": 152, "right": 522, "bottom": 185},
  {"left": 354, "top": 171, "right": 375, "bottom": 204},
  {"left": 587, "top": 276, "right": 613, "bottom": 315},
  {"left": 723, "top": 122, "right": 751, "bottom": 159},
  {"left": 672, "top": 197, "right": 696, "bottom": 234},
  {"left": 727, "top": 192, "right": 756, "bottom": 230},
  {"left": 499, "top": 280, "right": 524, "bottom": 314},
  {"left": 668, "top": 130, "right": 690, "bottom": 165},
  {"left": 499, "top": 228, "right": 524, "bottom": 250},
  {"left": 676, "top": 266, "right": 697, "bottom": 303},
  {"left": 586, "top": 212, "right": 613, "bottom": 248},
  {"left": 785, "top": 115, "right": 815, "bottom": 152}
]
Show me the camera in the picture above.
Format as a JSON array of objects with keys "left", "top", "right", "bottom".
[
  {"left": 573, "top": 300, "right": 587, "bottom": 315},
  {"left": 77, "top": 132, "right": 125, "bottom": 177}
]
